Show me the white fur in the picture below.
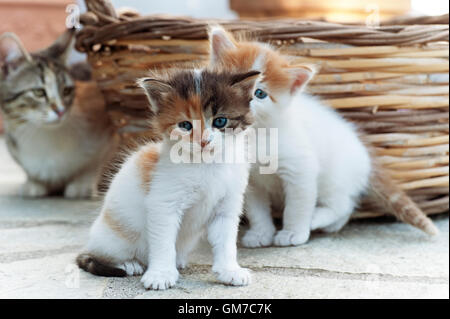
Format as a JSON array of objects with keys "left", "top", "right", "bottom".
[
  {"left": 84, "top": 135, "right": 252, "bottom": 290},
  {"left": 243, "top": 90, "right": 371, "bottom": 247},
  {"left": 6, "top": 113, "right": 112, "bottom": 198},
  {"left": 208, "top": 29, "right": 372, "bottom": 247}
]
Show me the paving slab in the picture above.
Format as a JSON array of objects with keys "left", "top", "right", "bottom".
[
  {"left": 187, "top": 217, "right": 450, "bottom": 279},
  {"left": 0, "top": 253, "right": 107, "bottom": 299},
  {"left": 0, "top": 136, "right": 448, "bottom": 299},
  {"left": 133, "top": 266, "right": 448, "bottom": 299}
]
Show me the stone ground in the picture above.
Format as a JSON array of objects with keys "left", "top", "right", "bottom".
[{"left": 0, "top": 137, "right": 448, "bottom": 299}]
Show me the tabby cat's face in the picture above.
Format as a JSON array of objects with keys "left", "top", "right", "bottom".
[
  {"left": 1, "top": 58, "right": 75, "bottom": 126},
  {"left": 0, "top": 30, "right": 75, "bottom": 127}
]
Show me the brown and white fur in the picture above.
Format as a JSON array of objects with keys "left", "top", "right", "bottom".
[
  {"left": 0, "top": 30, "right": 116, "bottom": 198},
  {"left": 208, "top": 27, "right": 438, "bottom": 247},
  {"left": 77, "top": 68, "right": 260, "bottom": 290}
]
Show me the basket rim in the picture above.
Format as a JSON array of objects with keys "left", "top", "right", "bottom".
[{"left": 77, "top": 0, "right": 449, "bottom": 50}]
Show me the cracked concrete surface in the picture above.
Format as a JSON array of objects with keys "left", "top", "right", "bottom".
[{"left": 0, "top": 137, "right": 448, "bottom": 298}]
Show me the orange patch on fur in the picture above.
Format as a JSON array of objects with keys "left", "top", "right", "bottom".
[
  {"left": 218, "top": 43, "right": 260, "bottom": 74},
  {"left": 218, "top": 42, "right": 292, "bottom": 94},
  {"left": 103, "top": 209, "right": 140, "bottom": 242},
  {"left": 262, "top": 50, "right": 292, "bottom": 93},
  {"left": 137, "top": 144, "right": 160, "bottom": 192},
  {"left": 157, "top": 94, "right": 205, "bottom": 136}
]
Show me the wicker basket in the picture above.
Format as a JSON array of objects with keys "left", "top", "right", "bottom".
[{"left": 76, "top": 0, "right": 449, "bottom": 219}]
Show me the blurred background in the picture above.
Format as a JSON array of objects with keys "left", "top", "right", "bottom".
[
  {"left": 0, "top": 0, "right": 448, "bottom": 133},
  {"left": 0, "top": 0, "right": 448, "bottom": 51}
]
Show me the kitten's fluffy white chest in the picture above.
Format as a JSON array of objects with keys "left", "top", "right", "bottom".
[{"left": 162, "top": 160, "right": 248, "bottom": 217}]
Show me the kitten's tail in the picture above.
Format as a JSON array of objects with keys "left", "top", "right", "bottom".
[
  {"left": 368, "top": 161, "right": 439, "bottom": 236},
  {"left": 76, "top": 253, "right": 127, "bottom": 277}
]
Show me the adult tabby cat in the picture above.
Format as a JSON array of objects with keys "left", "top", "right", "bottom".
[{"left": 0, "top": 30, "right": 117, "bottom": 198}]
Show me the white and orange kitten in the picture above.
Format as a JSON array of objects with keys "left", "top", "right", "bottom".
[
  {"left": 208, "top": 27, "right": 437, "bottom": 247},
  {"left": 77, "top": 68, "right": 260, "bottom": 290}
]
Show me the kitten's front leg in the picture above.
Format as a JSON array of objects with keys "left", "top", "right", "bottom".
[
  {"left": 274, "top": 166, "right": 318, "bottom": 246},
  {"left": 19, "top": 178, "right": 49, "bottom": 197},
  {"left": 208, "top": 196, "right": 251, "bottom": 286},
  {"left": 141, "top": 201, "right": 181, "bottom": 290}
]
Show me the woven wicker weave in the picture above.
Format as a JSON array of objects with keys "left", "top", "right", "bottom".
[{"left": 76, "top": 0, "right": 449, "bottom": 219}]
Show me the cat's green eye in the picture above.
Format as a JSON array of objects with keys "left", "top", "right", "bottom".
[
  {"left": 63, "top": 87, "right": 74, "bottom": 96},
  {"left": 32, "top": 89, "right": 46, "bottom": 98},
  {"left": 213, "top": 117, "right": 228, "bottom": 129},
  {"left": 178, "top": 121, "right": 193, "bottom": 131},
  {"left": 254, "top": 89, "right": 268, "bottom": 99}
]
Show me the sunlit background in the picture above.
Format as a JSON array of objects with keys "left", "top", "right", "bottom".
[
  {"left": 105, "top": 0, "right": 449, "bottom": 19},
  {"left": 412, "top": 0, "right": 449, "bottom": 15},
  {"left": 1, "top": 0, "right": 448, "bottom": 52},
  {"left": 107, "top": 0, "right": 237, "bottom": 18},
  {"left": 0, "top": 0, "right": 448, "bottom": 131}
]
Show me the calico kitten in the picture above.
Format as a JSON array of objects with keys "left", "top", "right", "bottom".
[
  {"left": 77, "top": 68, "right": 260, "bottom": 290},
  {"left": 208, "top": 27, "right": 438, "bottom": 247},
  {"left": 0, "top": 30, "right": 117, "bottom": 198}
]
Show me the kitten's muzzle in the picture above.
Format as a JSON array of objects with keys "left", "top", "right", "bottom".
[
  {"left": 50, "top": 104, "right": 65, "bottom": 118},
  {"left": 200, "top": 130, "right": 213, "bottom": 149}
]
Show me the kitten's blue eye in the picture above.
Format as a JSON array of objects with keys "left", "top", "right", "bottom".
[
  {"left": 212, "top": 117, "right": 227, "bottom": 129},
  {"left": 254, "top": 89, "right": 268, "bottom": 99},
  {"left": 178, "top": 121, "right": 193, "bottom": 131}
]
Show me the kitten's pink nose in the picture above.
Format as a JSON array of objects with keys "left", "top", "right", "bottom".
[
  {"left": 51, "top": 105, "right": 64, "bottom": 117},
  {"left": 201, "top": 130, "right": 212, "bottom": 149}
]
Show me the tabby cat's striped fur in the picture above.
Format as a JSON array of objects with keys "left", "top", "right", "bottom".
[{"left": 0, "top": 30, "right": 117, "bottom": 198}]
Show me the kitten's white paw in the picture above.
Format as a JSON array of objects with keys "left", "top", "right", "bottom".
[
  {"left": 19, "top": 181, "right": 48, "bottom": 197},
  {"left": 241, "top": 229, "right": 274, "bottom": 248},
  {"left": 274, "top": 229, "right": 310, "bottom": 246},
  {"left": 141, "top": 268, "right": 179, "bottom": 290},
  {"left": 214, "top": 267, "right": 252, "bottom": 286},
  {"left": 64, "top": 182, "right": 94, "bottom": 199},
  {"left": 118, "top": 261, "right": 145, "bottom": 276}
]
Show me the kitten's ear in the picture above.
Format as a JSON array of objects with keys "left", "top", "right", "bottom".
[
  {"left": 209, "top": 26, "right": 237, "bottom": 65},
  {"left": 0, "top": 32, "right": 32, "bottom": 76},
  {"left": 39, "top": 29, "right": 75, "bottom": 64},
  {"left": 287, "top": 65, "right": 317, "bottom": 94},
  {"left": 137, "top": 77, "right": 172, "bottom": 113},
  {"left": 230, "top": 70, "right": 261, "bottom": 94}
]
